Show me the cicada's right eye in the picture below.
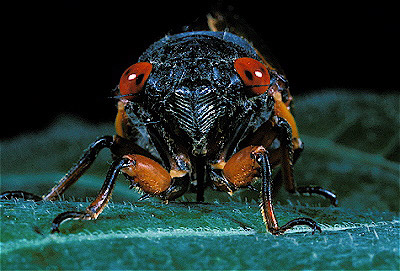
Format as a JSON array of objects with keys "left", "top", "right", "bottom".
[{"left": 119, "top": 62, "right": 152, "bottom": 99}]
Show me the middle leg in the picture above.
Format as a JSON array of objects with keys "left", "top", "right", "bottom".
[{"left": 271, "top": 117, "right": 338, "bottom": 206}]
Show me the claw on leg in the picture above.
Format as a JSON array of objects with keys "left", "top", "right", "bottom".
[
  {"left": 272, "top": 217, "right": 322, "bottom": 235},
  {"left": 0, "top": 191, "right": 42, "bottom": 201},
  {"left": 297, "top": 186, "right": 338, "bottom": 207},
  {"left": 51, "top": 211, "right": 91, "bottom": 233}
]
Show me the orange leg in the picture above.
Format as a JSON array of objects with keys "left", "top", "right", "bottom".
[
  {"left": 121, "top": 154, "right": 172, "bottom": 196},
  {"left": 51, "top": 154, "right": 174, "bottom": 233},
  {"left": 51, "top": 157, "right": 131, "bottom": 233},
  {"left": 223, "top": 146, "right": 321, "bottom": 235}
]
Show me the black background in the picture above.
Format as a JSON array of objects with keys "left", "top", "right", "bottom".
[{"left": 2, "top": 1, "right": 398, "bottom": 139}]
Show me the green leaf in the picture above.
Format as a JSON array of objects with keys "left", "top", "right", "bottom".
[
  {"left": 1, "top": 91, "right": 399, "bottom": 270},
  {"left": 1, "top": 200, "right": 399, "bottom": 270}
]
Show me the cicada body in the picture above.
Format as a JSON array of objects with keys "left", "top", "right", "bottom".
[{"left": 1, "top": 13, "right": 337, "bottom": 235}]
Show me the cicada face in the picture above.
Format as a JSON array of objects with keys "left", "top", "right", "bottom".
[{"left": 122, "top": 31, "right": 274, "bottom": 158}]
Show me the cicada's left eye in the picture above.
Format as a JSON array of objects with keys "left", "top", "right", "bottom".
[
  {"left": 119, "top": 62, "right": 152, "bottom": 99},
  {"left": 234, "top": 57, "right": 270, "bottom": 95}
]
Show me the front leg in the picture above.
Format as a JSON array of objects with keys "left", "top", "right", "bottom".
[
  {"left": 255, "top": 149, "right": 321, "bottom": 235},
  {"left": 52, "top": 154, "right": 175, "bottom": 233},
  {"left": 222, "top": 146, "right": 321, "bottom": 235},
  {"left": 51, "top": 157, "right": 131, "bottom": 233}
]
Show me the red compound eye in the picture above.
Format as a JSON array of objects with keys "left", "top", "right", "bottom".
[
  {"left": 234, "top": 57, "right": 270, "bottom": 95},
  {"left": 119, "top": 62, "right": 152, "bottom": 99}
]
